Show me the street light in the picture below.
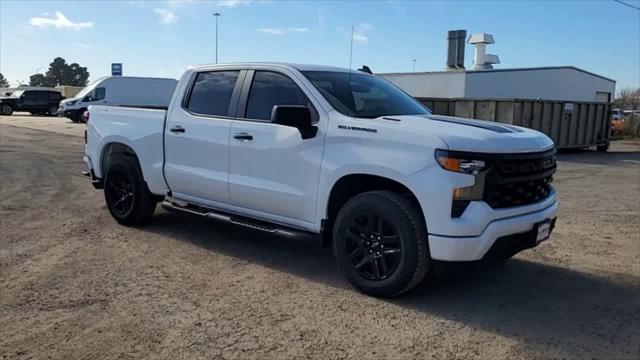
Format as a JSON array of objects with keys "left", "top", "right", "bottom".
[{"left": 213, "top": 13, "right": 221, "bottom": 64}]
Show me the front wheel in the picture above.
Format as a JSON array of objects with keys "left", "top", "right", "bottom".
[
  {"left": 333, "top": 191, "right": 430, "bottom": 297},
  {"left": 104, "top": 156, "right": 156, "bottom": 226},
  {"left": 75, "top": 109, "right": 86, "bottom": 123},
  {"left": 1, "top": 104, "right": 13, "bottom": 115}
]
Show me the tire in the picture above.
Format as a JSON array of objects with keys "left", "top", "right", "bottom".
[
  {"left": 103, "top": 156, "right": 156, "bottom": 226},
  {"left": 597, "top": 144, "right": 609, "bottom": 152},
  {"left": 1, "top": 104, "right": 13, "bottom": 115},
  {"left": 332, "top": 191, "right": 429, "bottom": 297},
  {"left": 47, "top": 106, "right": 58, "bottom": 116},
  {"left": 75, "top": 109, "right": 86, "bottom": 123}
]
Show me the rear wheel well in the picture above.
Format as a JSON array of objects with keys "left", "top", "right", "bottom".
[
  {"left": 100, "top": 143, "right": 140, "bottom": 178},
  {"left": 323, "top": 174, "right": 424, "bottom": 245}
]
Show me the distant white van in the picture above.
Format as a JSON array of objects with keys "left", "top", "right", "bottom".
[{"left": 59, "top": 76, "right": 177, "bottom": 122}]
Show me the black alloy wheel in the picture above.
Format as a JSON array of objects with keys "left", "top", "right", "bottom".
[
  {"left": 105, "top": 167, "right": 135, "bottom": 217},
  {"left": 344, "top": 213, "right": 402, "bottom": 281},
  {"left": 333, "top": 191, "right": 429, "bottom": 297}
]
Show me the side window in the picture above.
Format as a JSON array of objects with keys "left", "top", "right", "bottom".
[
  {"left": 23, "top": 92, "right": 37, "bottom": 100},
  {"left": 94, "top": 87, "right": 106, "bottom": 101},
  {"left": 245, "top": 71, "right": 310, "bottom": 121},
  {"left": 186, "top": 71, "right": 240, "bottom": 116},
  {"left": 48, "top": 92, "right": 62, "bottom": 100},
  {"left": 84, "top": 87, "right": 105, "bottom": 102}
]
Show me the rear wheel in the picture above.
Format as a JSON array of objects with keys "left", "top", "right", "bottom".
[
  {"left": 104, "top": 156, "right": 156, "bottom": 226},
  {"left": 333, "top": 191, "right": 429, "bottom": 297},
  {"left": 1, "top": 104, "right": 13, "bottom": 115},
  {"left": 48, "top": 106, "right": 58, "bottom": 116}
]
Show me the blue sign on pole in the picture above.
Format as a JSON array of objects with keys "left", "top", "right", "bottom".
[{"left": 111, "top": 63, "right": 123, "bottom": 76}]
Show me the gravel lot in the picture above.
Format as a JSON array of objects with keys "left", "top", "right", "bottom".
[{"left": 1, "top": 114, "right": 639, "bottom": 359}]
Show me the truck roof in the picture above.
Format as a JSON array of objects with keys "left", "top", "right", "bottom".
[{"left": 189, "top": 62, "right": 354, "bottom": 73}]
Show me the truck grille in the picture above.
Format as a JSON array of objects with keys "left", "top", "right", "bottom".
[
  {"left": 484, "top": 175, "right": 553, "bottom": 208},
  {"left": 482, "top": 150, "right": 556, "bottom": 209}
]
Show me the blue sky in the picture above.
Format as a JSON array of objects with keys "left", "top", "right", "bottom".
[{"left": 1, "top": 0, "right": 639, "bottom": 92}]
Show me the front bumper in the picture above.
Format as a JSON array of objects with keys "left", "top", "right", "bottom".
[
  {"left": 61, "top": 108, "right": 79, "bottom": 120},
  {"left": 428, "top": 200, "right": 558, "bottom": 261}
]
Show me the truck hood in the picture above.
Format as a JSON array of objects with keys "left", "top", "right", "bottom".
[{"left": 393, "top": 114, "right": 554, "bottom": 153}]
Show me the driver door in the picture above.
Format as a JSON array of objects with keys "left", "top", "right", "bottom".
[{"left": 228, "top": 70, "right": 325, "bottom": 227}]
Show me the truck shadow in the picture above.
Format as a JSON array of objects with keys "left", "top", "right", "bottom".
[{"left": 142, "top": 210, "right": 639, "bottom": 356}]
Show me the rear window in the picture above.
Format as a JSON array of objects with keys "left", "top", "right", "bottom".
[
  {"left": 49, "top": 92, "right": 62, "bottom": 100},
  {"left": 186, "top": 71, "right": 240, "bottom": 116}
]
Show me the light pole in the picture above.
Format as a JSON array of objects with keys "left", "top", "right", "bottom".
[
  {"left": 213, "top": 13, "right": 220, "bottom": 63},
  {"left": 412, "top": 59, "right": 416, "bottom": 72}
]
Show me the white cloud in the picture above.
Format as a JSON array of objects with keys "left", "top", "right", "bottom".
[
  {"left": 154, "top": 8, "right": 178, "bottom": 24},
  {"left": 127, "top": 1, "right": 146, "bottom": 8},
  {"left": 352, "top": 23, "right": 373, "bottom": 43},
  {"left": 75, "top": 42, "right": 89, "bottom": 48},
  {"left": 29, "top": 11, "right": 93, "bottom": 30},
  {"left": 165, "top": 0, "right": 196, "bottom": 8},
  {"left": 259, "top": 27, "right": 309, "bottom": 35},
  {"left": 217, "top": 0, "right": 251, "bottom": 8}
]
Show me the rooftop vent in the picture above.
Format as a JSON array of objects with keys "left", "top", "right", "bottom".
[
  {"left": 468, "top": 33, "right": 500, "bottom": 70},
  {"left": 446, "top": 30, "right": 466, "bottom": 71}
]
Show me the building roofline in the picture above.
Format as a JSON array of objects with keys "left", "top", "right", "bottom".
[{"left": 379, "top": 66, "right": 616, "bottom": 83}]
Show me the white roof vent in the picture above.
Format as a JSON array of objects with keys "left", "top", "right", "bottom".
[{"left": 468, "top": 32, "right": 500, "bottom": 70}]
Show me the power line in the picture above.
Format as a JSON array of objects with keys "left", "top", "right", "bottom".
[{"left": 613, "top": 0, "right": 640, "bottom": 11}]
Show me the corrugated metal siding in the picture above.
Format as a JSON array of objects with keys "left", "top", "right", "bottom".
[{"left": 419, "top": 98, "right": 611, "bottom": 149}]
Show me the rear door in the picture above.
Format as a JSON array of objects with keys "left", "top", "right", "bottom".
[
  {"left": 20, "top": 91, "right": 39, "bottom": 111},
  {"left": 227, "top": 70, "right": 325, "bottom": 226},
  {"left": 164, "top": 70, "right": 244, "bottom": 205},
  {"left": 48, "top": 91, "right": 62, "bottom": 107}
]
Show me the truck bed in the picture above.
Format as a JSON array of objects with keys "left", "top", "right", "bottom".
[{"left": 85, "top": 105, "right": 169, "bottom": 195}]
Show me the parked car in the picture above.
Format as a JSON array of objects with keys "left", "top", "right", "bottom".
[
  {"left": 59, "top": 76, "right": 178, "bottom": 122},
  {"left": 83, "top": 63, "right": 558, "bottom": 297},
  {"left": 611, "top": 109, "right": 625, "bottom": 121},
  {"left": 0, "top": 89, "right": 64, "bottom": 116}
]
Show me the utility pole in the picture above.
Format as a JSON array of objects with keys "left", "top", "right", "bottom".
[
  {"left": 349, "top": 25, "right": 354, "bottom": 71},
  {"left": 213, "top": 13, "right": 221, "bottom": 63},
  {"left": 412, "top": 59, "right": 416, "bottom": 72}
]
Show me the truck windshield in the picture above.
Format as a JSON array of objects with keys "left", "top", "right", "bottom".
[{"left": 302, "top": 71, "right": 430, "bottom": 119}]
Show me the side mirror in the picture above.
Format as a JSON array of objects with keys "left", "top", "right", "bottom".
[{"left": 271, "top": 105, "right": 317, "bottom": 139}]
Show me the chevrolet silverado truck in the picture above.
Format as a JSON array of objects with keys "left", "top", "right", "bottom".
[{"left": 83, "top": 63, "right": 558, "bottom": 297}]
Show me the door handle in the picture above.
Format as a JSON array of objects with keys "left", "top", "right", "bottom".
[
  {"left": 233, "top": 132, "right": 253, "bottom": 141},
  {"left": 170, "top": 125, "right": 185, "bottom": 133}
]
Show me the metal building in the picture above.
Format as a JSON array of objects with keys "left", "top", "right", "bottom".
[
  {"left": 377, "top": 30, "right": 616, "bottom": 150},
  {"left": 379, "top": 66, "right": 616, "bottom": 103}
]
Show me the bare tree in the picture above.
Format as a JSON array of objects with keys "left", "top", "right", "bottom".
[{"left": 615, "top": 87, "right": 640, "bottom": 110}]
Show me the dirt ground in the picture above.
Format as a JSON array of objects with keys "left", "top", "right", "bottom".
[{"left": 1, "top": 115, "right": 639, "bottom": 359}]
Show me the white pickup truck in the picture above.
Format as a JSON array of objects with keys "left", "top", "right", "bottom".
[{"left": 84, "top": 63, "right": 558, "bottom": 297}]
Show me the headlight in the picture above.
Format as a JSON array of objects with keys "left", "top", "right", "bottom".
[
  {"left": 435, "top": 149, "right": 489, "bottom": 217},
  {"left": 65, "top": 100, "right": 77, "bottom": 106},
  {"left": 435, "top": 149, "right": 486, "bottom": 175}
]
